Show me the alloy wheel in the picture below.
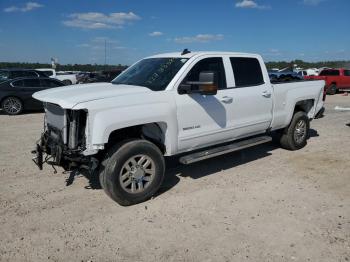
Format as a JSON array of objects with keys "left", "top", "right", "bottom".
[
  {"left": 2, "top": 97, "right": 22, "bottom": 115},
  {"left": 119, "top": 154, "right": 155, "bottom": 194},
  {"left": 294, "top": 119, "right": 307, "bottom": 144}
]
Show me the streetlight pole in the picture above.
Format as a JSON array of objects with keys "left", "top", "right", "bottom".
[{"left": 104, "top": 39, "right": 107, "bottom": 66}]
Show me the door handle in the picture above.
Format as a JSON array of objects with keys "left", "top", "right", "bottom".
[
  {"left": 221, "top": 96, "right": 233, "bottom": 104},
  {"left": 262, "top": 91, "right": 272, "bottom": 98}
]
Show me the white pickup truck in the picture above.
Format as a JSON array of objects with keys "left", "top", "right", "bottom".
[
  {"left": 32, "top": 51, "right": 325, "bottom": 205},
  {"left": 36, "top": 68, "right": 77, "bottom": 85}
]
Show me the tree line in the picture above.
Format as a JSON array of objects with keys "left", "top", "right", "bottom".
[
  {"left": 265, "top": 60, "right": 350, "bottom": 70},
  {"left": 0, "top": 62, "right": 127, "bottom": 72},
  {"left": 0, "top": 60, "right": 349, "bottom": 72}
]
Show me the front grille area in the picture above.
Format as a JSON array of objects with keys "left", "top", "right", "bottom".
[
  {"left": 45, "top": 103, "right": 67, "bottom": 144},
  {"left": 36, "top": 104, "right": 89, "bottom": 171},
  {"left": 45, "top": 103, "right": 66, "bottom": 130},
  {"left": 44, "top": 103, "right": 87, "bottom": 151}
]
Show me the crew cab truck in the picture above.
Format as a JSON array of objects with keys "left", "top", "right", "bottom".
[
  {"left": 305, "top": 68, "right": 350, "bottom": 95},
  {"left": 32, "top": 51, "right": 325, "bottom": 206}
]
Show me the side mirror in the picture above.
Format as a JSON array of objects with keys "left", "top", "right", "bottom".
[{"left": 178, "top": 71, "right": 218, "bottom": 95}]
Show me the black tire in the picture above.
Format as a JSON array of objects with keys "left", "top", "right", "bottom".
[
  {"left": 62, "top": 80, "right": 72, "bottom": 85},
  {"left": 99, "top": 139, "right": 165, "bottom": 206},
  {"left": 280, "top": 111, "right": 310, "bottom": 151},
  {"left": 327, "top": 84, "right": 337, "bottom": 95},
  {"left": 1, "top": 97, "right": 23, "bottom": 115}
]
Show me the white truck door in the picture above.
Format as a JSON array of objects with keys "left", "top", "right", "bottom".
[
  {"left": 223, "top": 56, "right": 273, "bottom": 138},
  {"left": 175, "top": 56, "right": 237, "bottom": 152}
]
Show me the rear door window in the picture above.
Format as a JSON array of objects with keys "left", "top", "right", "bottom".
[
  {"left": 40, "top": 79, "right": 64, "bottom": 88},
  {"left": 319, "top": 70, "right": 340, "bottom": 76},
  {"left": 230, "top": 57, "right": 264, "bottom": 87},
  {"left": 344, "top": 70, "right": 350, "bottom": 76},
  {"left": 42, "top": 71, "right": 54, "bottom": 77},
  {"left": 23, "top": 71, "right": 39, "bottom": 77},
  {"left": 23, "top": 79, "right": 41, "bottom": 87}
]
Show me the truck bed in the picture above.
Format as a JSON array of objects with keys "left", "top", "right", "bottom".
[
  {"left": 270, "top": 79, "right": 318, "bottom": 85},
  {"left": 270, "top": 80, "right": 325, "bottom": 130}
]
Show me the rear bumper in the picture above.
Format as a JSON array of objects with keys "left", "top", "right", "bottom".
[{"left": 315, "top": 107, "right": 325, "bottom": 119}]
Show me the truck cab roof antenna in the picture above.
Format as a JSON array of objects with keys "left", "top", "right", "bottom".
[{"left": 181, "top": 49, "right": 191, "bottom": 55}]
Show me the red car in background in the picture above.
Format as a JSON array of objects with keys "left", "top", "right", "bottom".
[{"left": 305, "top": 68, "right": 350, "bottom": 95}]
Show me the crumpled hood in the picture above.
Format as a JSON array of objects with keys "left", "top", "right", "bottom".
[{"left": 33, "top": 83, "right": 151, "bottom": 109}]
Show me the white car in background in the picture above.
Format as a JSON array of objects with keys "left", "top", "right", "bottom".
[
  {"left": 297, "top": 68, "right": 319, "bottom": 77},
  {"left": 306, "top": 68, "right": 319, "bottom": 76},
  {"left": 36, "top": 68, "right": 77, "bottom": 85}
]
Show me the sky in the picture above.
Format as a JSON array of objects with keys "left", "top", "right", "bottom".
[{"left": 0, "top": 0, "right": 349, "bottom": 65}]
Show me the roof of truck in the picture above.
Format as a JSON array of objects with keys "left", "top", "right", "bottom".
[{"left": 147, "top": 51, "right": 260, "bottom": 59}]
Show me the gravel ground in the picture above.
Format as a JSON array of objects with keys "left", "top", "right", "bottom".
[{"left": 0, "top": 95, "right": 349, "bottom": 262}]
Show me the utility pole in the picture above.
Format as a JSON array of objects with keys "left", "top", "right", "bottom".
[{"left": 104, "top": 39, "right": 107, "bottom": 66}]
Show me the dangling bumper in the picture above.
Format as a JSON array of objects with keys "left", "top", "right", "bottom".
[{"left": 32, "top": 129, "right": 95, "bottom": 172}]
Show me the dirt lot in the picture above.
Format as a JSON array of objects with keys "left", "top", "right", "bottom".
[{"left": 0, "top": 95, "right": 349, "bottom": 262}]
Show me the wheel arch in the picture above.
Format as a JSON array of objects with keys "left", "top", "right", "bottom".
[
  {"left": 105, "top": 122, "right": 169, "bottom": 155},
  {"left": 294, "top": 99, "right": 315, "bottom": 116},
  {"left": 284, "top": 99, "right": 314, "bottom": 127}
]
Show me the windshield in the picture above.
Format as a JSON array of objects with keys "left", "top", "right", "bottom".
[{"left": 112, "top": 58, "right": 188, "bottom": 91}]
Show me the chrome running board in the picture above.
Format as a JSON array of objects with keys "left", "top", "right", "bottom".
[{"left": 179, "top": 136, "right": 272, "bottom": 165}]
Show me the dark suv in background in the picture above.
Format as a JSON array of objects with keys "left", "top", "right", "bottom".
[
  {"left": 0, "top": 77, "right": 65, "bottom": 115},
  {"left": 0, "top": 69, "right": 48, "bottom": 82}
]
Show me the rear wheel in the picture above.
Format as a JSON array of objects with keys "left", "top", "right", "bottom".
[
  {"left": 280, "top": 111, "right": 309, "bottom": 151},
  {"left": 1, "top": 97, "right": 23, "bottom": 115},
  {"left": 99, "top": 139, "right": 165, "bottom": 206},
  {"left": 327, "top": 84, "right": 337, "bottom": 95},
  {"left": 62, "top": 80, "right": 72, "bottom": 85}
]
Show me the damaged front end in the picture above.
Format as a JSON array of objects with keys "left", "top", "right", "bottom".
[{"left": 32, "top": 103, "right": 97, "bottom": 172}]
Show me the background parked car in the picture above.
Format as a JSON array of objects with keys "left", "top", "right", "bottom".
[
  {"left": 76, "top": 69, "right": 125, "bottom": 84},
  {"left": 305, "top": 68, "right": 350, "bottom": 95},
  {"left": 76, "top": 72, "right": 107, "bottom": 84},
  {"left": 0, "top": 77, "right": 65, "bottom": 115},
  {"left": 36, "top": 68, "right": 77, "bottom": 85},
  {"left": 101, "top": 69, "right": 125, "bottom": 81},
  {"left": 268, "top": 70, "right": 303, "bottom": 83},
  {"left": 0, "top": 69, "right": 47, "bottom": 82},
  {"left": 297, "top": 68, "right": 319, "bottom": 78}
]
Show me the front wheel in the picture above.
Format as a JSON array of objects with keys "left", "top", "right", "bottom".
[
  {"left": 1, "top": 97, "right": 23, "bottom": 115},
  {"left": 280, "top": 111, "right": 310, "bottom": 151},
  {"left": 99, "top": 139, "right": 165, "bottom": 206}
]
